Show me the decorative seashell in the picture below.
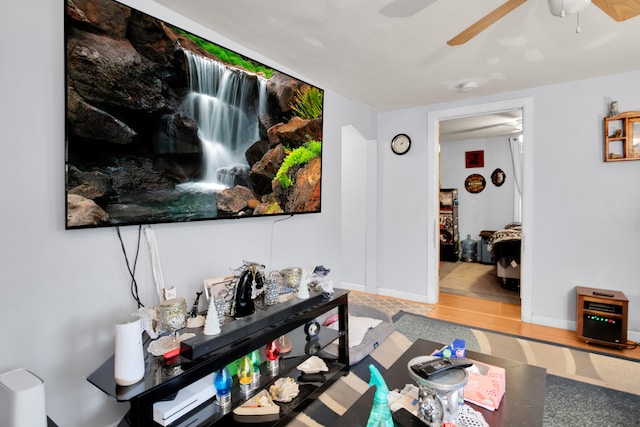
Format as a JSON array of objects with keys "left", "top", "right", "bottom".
[
  {"left": 186, "top": 315, "right": 205, "bottom": 328},
  {"left": 269, "top": 377, "right": 299, "bottom": 403},
  {"left": 296, "top": 356, "right": 328, "bottom": 374}
]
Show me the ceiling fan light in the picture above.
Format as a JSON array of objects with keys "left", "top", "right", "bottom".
[
  {"left": 456, "top": 81, "right": 479, "bottom": 92},
  {"left": 548, "top": 0, "right": 591, "bottom": 17}
]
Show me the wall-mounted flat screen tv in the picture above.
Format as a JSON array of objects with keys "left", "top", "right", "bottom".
[{"left": 65, "top": 0, "right": 323, "bottom": 229}]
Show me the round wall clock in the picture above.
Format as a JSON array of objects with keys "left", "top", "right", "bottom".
[
  {"left": 465, "top": 174, "right": 486, "bottom": 193},
  {"left": 391, "top": 133, "right": 411, "bottom": 155}
]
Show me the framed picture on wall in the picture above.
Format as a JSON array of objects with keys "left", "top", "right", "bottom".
[
  {"left": 491, "top": 168, "right": 506, "bottom": 187},
  {"left": 465, "top": 150, "right": 484, "bottom": 168}
]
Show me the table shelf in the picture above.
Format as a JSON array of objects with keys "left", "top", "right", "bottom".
[{"left": 88, "top": 289, "right": 349, "bottom": 426}]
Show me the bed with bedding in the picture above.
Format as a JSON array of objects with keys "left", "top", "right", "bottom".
[{"left": 488, "top": 223, "right": 521, "bottom": 288}]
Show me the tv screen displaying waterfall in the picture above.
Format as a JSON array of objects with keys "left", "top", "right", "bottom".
[{"left": 64, "top": 0, "right": 323, "bottom": 229}]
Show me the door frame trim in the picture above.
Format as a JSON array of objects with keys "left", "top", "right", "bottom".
[{"left": 426, "top": 97, "right": 534, "bottom": 322}]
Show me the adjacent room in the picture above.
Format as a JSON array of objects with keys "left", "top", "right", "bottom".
[
  {"left": 2, "top": 0, "right": 639, "bottom": 426},
  {"left": 438, "top": 111, "right": 524, "bottom": 305}
]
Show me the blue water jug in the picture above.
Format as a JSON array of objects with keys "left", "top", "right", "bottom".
[{"left": 461, "top": 235, "right": 477, "bottom": 262}]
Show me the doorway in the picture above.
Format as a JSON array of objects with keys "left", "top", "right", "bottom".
[
  {"left": 438, "top": 111, "right": 523, "bottom": 305},
  {"left": 425, "top": 97, "right": 534, "bottom": 323}
]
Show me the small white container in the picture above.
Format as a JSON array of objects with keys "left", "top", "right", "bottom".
[
  {"left": 114, "top": 315, "right": 145, "bottom": 386},
  {"left": 0, "top": 368, "right": 47, "bottom": 427}
]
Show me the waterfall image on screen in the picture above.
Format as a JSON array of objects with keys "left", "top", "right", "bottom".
[
  {"left": 179, "top": 50, "right": 268, "bottom": 191},
  {"left": 65, "top": 0, "right": 323, "bottom": 229}
]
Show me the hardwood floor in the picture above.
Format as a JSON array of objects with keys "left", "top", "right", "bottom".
[{"left": 429, "top": 292, "right": 640, "bottom": 359}]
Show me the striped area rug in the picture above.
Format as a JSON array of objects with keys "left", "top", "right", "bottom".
[
  {"left": 288, "top": 313, "right": 640, "bottom": 427},
  {"left": 288, "top": 331, "right": 413, "bottom": 427}
]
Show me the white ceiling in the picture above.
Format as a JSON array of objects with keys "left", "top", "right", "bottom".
[{"left": 154, "top": 0, "right": 640, "bottom": 114}]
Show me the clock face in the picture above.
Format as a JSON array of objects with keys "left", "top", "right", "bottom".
[
  {"left": 391, "top": 134, "right": 411, "bottom": 155},
  {"left": 305, "top": 320, "right": 320, "bottom": 337}
]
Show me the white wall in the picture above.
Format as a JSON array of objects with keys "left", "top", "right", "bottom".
[
  {"left": 377, "top": 71, "right": 640, "bottom": 339},
  {"left": 341, "top": 127, "right": 367, "bottom": 289},
  {"left": 0, "top": 1, "right": 375, "bottom": 425},
  {"left": 3, "top": 1, "right": 640, "bottom": 425},
  {"left": 341, "top": 126, "right": 379, "bottom": 294},
  {"left": 440, "top": 136, "right": 517, "bottom": 240}
]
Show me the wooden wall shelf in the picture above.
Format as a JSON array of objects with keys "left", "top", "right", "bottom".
[{"left": 604, "top": 111, "right": 640, "bottom": 162}]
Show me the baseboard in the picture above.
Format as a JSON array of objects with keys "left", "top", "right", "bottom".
[
  {"left": 532, "top": 315, "right": 640, "bottom": 345},
  {"left": 376, "top": 288, "right": 428, "bottom": 303},
  {"left": 340, "top": 282, "right": 365, "bottom": 292},
  {"left": 530, "top": 314, "right": 575, "bottom": 331},
  {"left": 340, "top": 283, "right": 428, "bottom": 304}
]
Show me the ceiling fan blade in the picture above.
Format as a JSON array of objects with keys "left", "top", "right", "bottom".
[
  {"left": 447, "top": 0, "right": 527, "bottom": 46},
  {"left": 592, "top": 0, "right": 640, "bottom": 21}
]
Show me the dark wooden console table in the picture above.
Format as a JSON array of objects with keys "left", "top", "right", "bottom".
[{"left": 88, "top": 289, "right": 349, "bottom": 426}]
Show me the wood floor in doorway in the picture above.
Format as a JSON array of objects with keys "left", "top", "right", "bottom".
[{"left": 439, "top": 261, "right": 520, "bottom": 304}]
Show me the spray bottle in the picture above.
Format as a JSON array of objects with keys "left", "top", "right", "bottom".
[{"left": 366, "top": 364, "right": 394, "bottom": 427}]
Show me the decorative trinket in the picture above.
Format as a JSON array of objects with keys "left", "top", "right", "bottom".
[
  {"left": 237, "top": 355, "right": 254, "bottom": 395},
  {"left": 190, "top": 291, "right": 203, "bottom": 317},
  {"left": 296, "top": 356, "right": 328, "bottom": 374},
  {"left": 265, "top": 340, "right": 280, "bottom": 374},
  {"left": 234, "top": 262, "right": 265, "bottom": 318},
  {"left": 269, "top": 377, "right": 299, "bottom": 403},
  {"left": 159, "top": 298, "right": 188, "bottom": 335},
  {"left": 214, "top": 366, "right": 232, "bottom": 406},
  {"left": 203, "top": 299, "right": 221, "bottom": 336}
]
